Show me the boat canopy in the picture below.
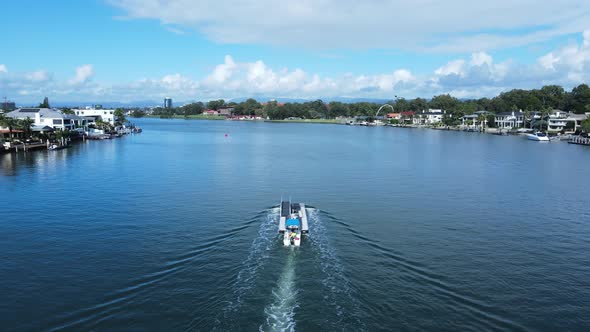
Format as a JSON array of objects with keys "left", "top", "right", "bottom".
[{"left": 286, "top": 218, "right": 299, "bottom": 228}]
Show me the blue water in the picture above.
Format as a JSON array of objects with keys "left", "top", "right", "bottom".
[{"left": 1, "top": 119, "right": 590, "bottom": 331}]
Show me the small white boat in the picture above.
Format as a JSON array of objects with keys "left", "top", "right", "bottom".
[
  {"left": 48, "top": 144, "right": 68, "bottom": 150},
  {"left": 279, "top": 200, "right": 308, "bottom": 247},
  {"left": 525, "top": 132, "right": 550, "bottom": 141}
]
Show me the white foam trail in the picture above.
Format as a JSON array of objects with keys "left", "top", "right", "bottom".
[
  {"left": 307, "top": 209, "right": 364, "bottom": 329},
  {"left": 226, "top": 208, "right": 279, "bottom": 313},
  {"left": 260, "top": 251, "right": 298, "bottom": 332}
]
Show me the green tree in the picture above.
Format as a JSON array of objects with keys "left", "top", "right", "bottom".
[
  {"left": 264, "top": 101, "right": 281, "bottom": 119},
  {"left": 131, "top": 110, "right": 145, "bottom": 118},
  {"left": 95, "top": 119, "right": 114, "bottom": 131},
  {"left": 180, "top": 102, "right": 204, "bottom": 116},
  {"left": 327, "top": 101, "right": 350, "bottom": 118},
  {"left": 234, "top": 98, "right": 261, "bottom": 116},
  {"left": 392, "top": 98, "right": 410, "bottom": 112},
  {"left": 523, "top": 109, "right": 532, "bottom": 129},
  {"left": 537, "top": 85, "right": 565, "bottom": 109},
  {"left": 442, "top": 110, "right": 464, "bottom": 126},
  {"left": 486, "top": 114, "right": 496, "bottom": 128},
  {"left": 1, "top": 116, "right": 20, "bottom": 138},
  {"left": 114, "top": 108, "right": 127, "bottom": 126},
  {"left": 19, "top": 118, "right": 35, "bottom": 138},
  {"left": 206, "top": 99, "right": 225, "bottom": 110},
  {"left": 581, "top": 117, "right": 590, "bottom": 133},
  {"left": 570, "top": 84, "right": 590, "bottom": 114},
  {"left": 409, "top": 98, "right": 428, "bottom": 112},
  {"left": 477, "top": 113, "right": 487, "bottom": 130},
  {"left": 39, "top": 97, "right": 50, "bottom": 108},
  {"left": 61, "top": 108, "right": 74, "bottom": 115},
  {"left": 429, "top": 94, "right": 460, "bottom": 111}
]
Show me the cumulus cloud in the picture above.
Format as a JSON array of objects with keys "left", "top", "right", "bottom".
[
  {"left": 199, "top": 56, "right": 416, "bottom": 98},
  {"left": 0, "top": 64, "right": 6, "bottom": 73},
  {"left": 108, "top": 0, "right": 590, "bottom": 52},
  {"left": 69, "top": 64, "right": 94, "bottom": 84},
  {"left": 535, "top": 29, "right": 590, "bottom": 82},
  {"left": 1, "top": 31, "right": 590, "bottom": 103},
  {"left": 26, "top": 70, "right": 52, "bottom": 82}
]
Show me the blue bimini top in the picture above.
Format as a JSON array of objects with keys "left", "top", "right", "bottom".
[{"left": 286, "top": 218, "right": 300, "bottom": 228}]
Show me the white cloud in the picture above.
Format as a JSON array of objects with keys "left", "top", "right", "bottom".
[
  {"left": 535, "top": 30, "right": 590, "bottom": 82},
  {"left": 470, "top": 52, "right": 493, "bottom": 67},
  {"left": 108, "top": 0, "right": 590, "bottom": 52},
  {"left": 435, "top": 60, "right": 466, "bottom": 77},
  {"left": 69, "top": 64, "right": 94, "bottom": 84},
  {"left": 1, "top": 32, "right": 590, "bottom": 102},
  {"left": 164, "top": 26, "right": 186, "bottom": 35},
  {"left": 26, "top": 70, "right": 51, "bottom": 82},
  {"left": 206, "top": 55, "right": 237, "bottom": 85},
  {"left": 0, "top": 64, "right": 6, "bottom": 73}
]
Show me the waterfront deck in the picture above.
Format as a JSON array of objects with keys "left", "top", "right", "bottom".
[
  {"left": 3, "top": 142, "right": 49, "bottom": 152},
  {"left": 568, "top": 136, "right": 590, "bottom": 146}
]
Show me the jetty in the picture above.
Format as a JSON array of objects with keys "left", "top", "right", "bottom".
[
  {"left": 2, "top": 141, "right": 52, "bottom": 152},
  {"left": 568, "top": 136, "right": 590, "bottom": 146}
]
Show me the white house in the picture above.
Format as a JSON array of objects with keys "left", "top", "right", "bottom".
[
  {"left": 495, "top": 111, "right": 524, "bottom": 129},
  {"left": 413, "top": 109, "right": 444, "bottom": 125},
  {"left": 73, "top": 107, "right": 117, "bottom": 125},
  {"left": 5, "top": 108, "right": 87, "bottom": 131},
  {"left": 547, "top": 111, "right": 589, "bottom": 133},
  {"left": 462, "top": 111, "right": 489, "bottom": 128}
]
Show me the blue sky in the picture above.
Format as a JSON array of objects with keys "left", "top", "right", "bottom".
[{"left": 1, "top": 0, "right": 589, "bottom": 104}]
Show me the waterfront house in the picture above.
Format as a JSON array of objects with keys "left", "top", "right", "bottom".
[
  {"left": 462, "top": 111, "right": 489, "bottom": 128},
  {"left": 1, "top": 124, "right": 25, "bottom": 140},
  {"left": 462, "top": 114, "right": 478, "bottom": 127},
  {"left": 547, "top": 111, "right": 589, "bottom": 133},
  {"left": 203, "top": 109, "right": 220, "bottom": 116},
  {"left": 73, "top": 107, "right": 117, "bottom": 125},
  {"left": 413, "top": 109, "right": 443, "bottom": 125},
  {"left": 495, "top": 111, "right": 524, "bottom": 129},
  {"left": 6, "top": 108, "right": 87, "bottom": 131},
  {"left": 218, "top": 106, "right": 234, "bottom": 117},
  {"left": 386, "top": 113, "right": 401, "bottom": 120},
  {"left": 400, "top": 111, "right": 415, "bottom": 124}
]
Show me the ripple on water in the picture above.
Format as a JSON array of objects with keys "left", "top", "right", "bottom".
[{"left": 50, "top": 210, "right": 274, "bottom": 332}]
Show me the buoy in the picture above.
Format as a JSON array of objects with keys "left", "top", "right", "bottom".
[{"left": 224, "top": 133, "right": 228, "bottom": 137}]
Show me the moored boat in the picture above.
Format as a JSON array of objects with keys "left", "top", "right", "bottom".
[
  {"left": 48, "top": 144, "right": 68, "bottom": 150},
  {"left": 525, "top": 132, "right": 550, "bottom": 141}
]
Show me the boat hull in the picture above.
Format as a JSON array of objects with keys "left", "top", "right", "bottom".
[{"left": 526, "top": 134, "right": 550, "bottom": 141}]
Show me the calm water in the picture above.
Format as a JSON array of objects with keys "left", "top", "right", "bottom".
[{"left": 2, "top": 119, "right": 590, "bottom": 331}]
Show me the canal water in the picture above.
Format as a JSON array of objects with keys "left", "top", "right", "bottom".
[{"left": 1, "top": 119, "right": 590, "bottom": 331}]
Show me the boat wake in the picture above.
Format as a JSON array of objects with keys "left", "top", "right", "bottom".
[
  {"left": 224, "top": 207, "right": 280, "bottom": 314},
  {"left": 306, "top": 208, "right": 365, "bottom": 330},
  {"left": 260, "top": 250, "right": 299, "bottom": 332}
]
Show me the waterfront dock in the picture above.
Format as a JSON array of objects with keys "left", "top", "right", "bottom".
[
  {"left": 3, "top": 141, "right": 50, "bottom": 152},
  {"left": 568, "top": 136, "right": 590, "bottom": 146}
]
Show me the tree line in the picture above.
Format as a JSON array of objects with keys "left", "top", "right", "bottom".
[{"left": 137, "top": 84, "right": 590, "bottom": 120}]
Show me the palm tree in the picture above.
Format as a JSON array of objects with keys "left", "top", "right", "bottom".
[
  {"left": 1, "top": 116, "right": 19, "bottom": 139},
  {"left": 477, "top": 113, "right": 486, "bottom": 131},
  {"left": 523, "top": 109, "right": 531, "bottom": 129},
  {"left": 19, "top": 117, "right": 35, "bottom": 138},
  {"left": 95, "top": 120, "right": 113, "bottom": 131}
]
